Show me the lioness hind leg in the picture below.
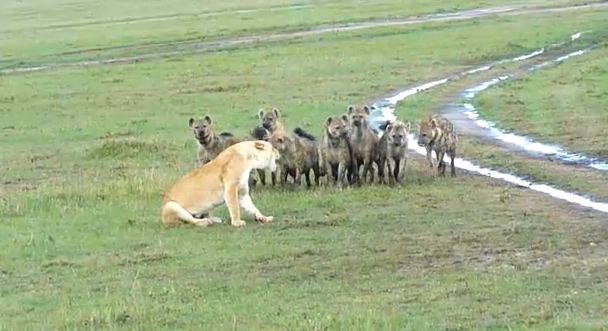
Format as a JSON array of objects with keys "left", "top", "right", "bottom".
[{"left": 161, "top": 201, "right": 214, "bottom": 227}]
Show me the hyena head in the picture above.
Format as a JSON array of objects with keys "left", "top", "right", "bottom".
[
  {"left": 250, "top": 126, "right": 271, "bottom": 141},
  {"left": 258, "top": 107, "right": 281, "bottom": 131},
  {"left": 189, "top": 115, "right": 214, "bottom": 144},
  {"left": 269, "top": 132, "right": 293, "bottom": 156},
  {"left": 325, "top": 115, "right": 349, "bottom": 139},
  {"left": 417, "top": 116, "right": 440, "bottom": 147},
  {"left": 386, "top": 120, "right": 410, "bottom": 147},
  {"left": 346, "top": 104, "right": 370, "bottom": 128}
]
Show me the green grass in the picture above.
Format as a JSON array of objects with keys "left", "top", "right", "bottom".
[
  {"left": 0, "top": 0, "right": 595, "bottom": 62},
  {"left": 2, "top": 2, "right": 608, "bottom": 330},
  {"left": 474, "top": 45, "right": 608, "bottom": 157}
]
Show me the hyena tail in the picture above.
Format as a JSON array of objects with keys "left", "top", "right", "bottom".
[
  {"left": 378, "top": 120, "right": 392, "bottom": 131},
  {"left": 294, "top": 127, "right": 316, "bottom": 141},
  {"left": 219, "top": 132, "right": 234, "bottom": 137}
]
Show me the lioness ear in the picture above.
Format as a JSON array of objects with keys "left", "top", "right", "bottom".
[
  {"left": 203, "top": 115, "right": 212, "bottom": 125},
  {"left": 326, "top": 117, "right": 333, "bottom": 126},
  {"left": 272, "top": 107, "right": 280, "bottom": 118},
  {"left": 254, "top": 141, "right": 266, "bottom": 150},
  {"left": 188, "top": 118, "right": 195, "bottom": 127},
  {"left": 347, "top": 105, "right": 355, "bottom": 114},
  {"left": 341, "top": 114, "right": 349, "bottom": 122},
  {"left": 258, "top": 108, "right": 264, "bottom": 120},
  {"left": 363, "top": 105, "right": 370, "bottom": 114}
]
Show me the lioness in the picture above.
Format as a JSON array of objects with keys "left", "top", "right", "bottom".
[{"left": 161, "top": 140, "right": 280, "bottom": 228}]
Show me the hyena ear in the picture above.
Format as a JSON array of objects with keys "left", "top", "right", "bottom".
[
  {"left": 385, "top": 123, "right": 393, "bottom": 132},
  {"left": 341, "top": 114, "right": 349, "bottom": 122},
  {"left": 254, "top": 141, "right": 266, "bottom": 150},
  {"left": 346, "top": 105, "right": 355, "bottom": 114},
  {"left": 406, "top": 121, "right": 411, "bottom": 132},
  {"left": 430, "top": 118, "right": 438, "bottom": 129},
  {"left": 258, "top": 109, "right": 264, "bottom": 119},
  {"left": 363, "top": 105, "right": 370, "bottom": 114},
  {"left": 326, "top": 117, "right": 333, "bottom": 126},
  {"left": 188, "top": 118, "right": 195, "bottom": 127},
  {"left": 203, "top": 115, "right": 212, "bottom": 125},
  {"left": 272, "top": 107, "right": 281, "bottom": 118}
]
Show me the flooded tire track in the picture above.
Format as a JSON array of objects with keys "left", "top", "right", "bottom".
[
  {"left": 455, "top": 49, "right": 608, "bottom": 172},
  {"left": 368, "top": 33, "right": 608, "bottom": 214},
  {"left": 2, "top": 2, "right": 607, "bottom": 76}
]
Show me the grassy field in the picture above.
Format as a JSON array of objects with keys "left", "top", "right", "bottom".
[
  {"left": 2, "top": 1, "right": 608, "bottom": 330},
  {"left": 0, "top": 0, "right": 596, "bottom": 63},
  {"left": 473, "top": 46, "right": 608, "bottom": 157}
]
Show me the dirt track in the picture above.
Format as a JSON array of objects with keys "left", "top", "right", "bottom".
[{"left": 2, "top": 1, "right": 607, "bottom": 75}]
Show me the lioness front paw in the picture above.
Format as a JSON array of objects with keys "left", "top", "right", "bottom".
[
  {"left": 193, "top": 219, "right": 214, "bottom": 227},
  {"left": 255, "top": 215, "right": 274, "bottom": 224},
  {"left": 231, "top": 220, "right": 246, "bottom": 228}
]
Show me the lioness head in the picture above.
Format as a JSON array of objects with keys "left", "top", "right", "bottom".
[
  {"left": 253, "top": 141, "right": 280, "bottom": 172},
  {"left": 258, "top": 107, "right": 281, "bottom": 131},
  {"left": 386, "top": 120, "right": 410, "bottom": 147},
  {"left": 189, "top": 115, "right": 213, "bottom": 143},
  {"left": 346, "top": 104, "right": 370, "bottom": 127},
  {"left": 417, "top": 116, "right": 439, "bottom": 147},
  {"left": 325, "top": 115, "right": 349, "bottom": 139}
]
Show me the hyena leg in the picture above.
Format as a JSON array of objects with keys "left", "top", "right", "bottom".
[
  {"left": 224, "top": 184, "right": 245, "bottom": 227},
  {"left": 325, "top": 163, "right": 336, "bottom": 186},
  {"left": 337, "top": 162, "right": 347, "bottom": 187},
  {"left": 363, "top": 158, "right": 374, "bottom": 184},
  {"left": 387, "top": 158, "right": 397, "bottom": 185},
  {"left": 271, "top": 170, "right": 277, "bottom": 186},
  {"left": 436, "top": 151, "right": 446, "bottom": 176},
  {"left": 450, "top": 148, "right": 456, "bottom": 177},
  {"left": 303, "top": 168, "right": 312, "bottom": 187},
  {"left": 281, "top": 165, "right": 289, "bottom": 186},
  {"left": 293, "top": 167, "right": 301, "bottom": 186},
  {"left": 426, "top": 146, "right": 434, "bottom": 168},
  {"left": 397, "top": 157, "right": 407, "bottom": 184},
  {"left": 238, "top": 187, "right": 273, "bottom": 224},
  {"left": 313, "top": 164, "right": 321, "bottom": 186},
  {"left": 258, "top": 169, "right": 266, "bottom": 186},
  {"left": 377, "top": 158, "right": 386, "bottom": 184}
]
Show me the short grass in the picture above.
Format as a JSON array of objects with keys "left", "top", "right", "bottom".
[
  {"left": 474, "top": 45, "right": 608, "bottom": 157},
  {"left": 0, "top": 0, "right": 595, "bottom": 63},
  {"left": 2, "top": 3, "right": 608, "bottom": 330}
]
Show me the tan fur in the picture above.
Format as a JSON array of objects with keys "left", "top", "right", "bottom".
[
  {"left": 346, "top": 104, "right": 379, "bottom": 184},
  {"left": 417, "top": 114, "right": 458, "bottom": 176},
  {"left": 189, "top": 115, "right": 242, "bottom": 165},
  {"left": 249, "top": 126, "right": 272, "bottom": 187},
  {"left": 378, "top": 120, "right": 410, "bottom": 185},
  {"left": 161, "top": 140, "right": 280, "bottom": 228},
  {"left": 269, "top": 128, "right": 321, "bottom": 187},
  {"left": 319, "top": 115, "right": 354, "bottom": 187}
]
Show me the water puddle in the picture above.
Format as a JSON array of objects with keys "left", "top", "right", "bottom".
[{"left": 458, "top": 48, "right": 608, "bottom": 171}]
